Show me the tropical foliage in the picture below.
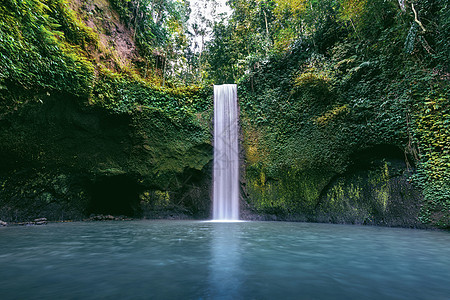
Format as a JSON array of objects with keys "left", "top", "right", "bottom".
[
  {"left": 202, "top": 0, "right": 449, "bottom": 227},
  {"left": 0, "top": 0, "right": 95, "bottom": 104},
  {"left": 1, "top": 0, "right": 449, "bottom": 227}
]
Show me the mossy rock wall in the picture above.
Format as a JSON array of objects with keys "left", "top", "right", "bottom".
[
  {"left": 241, "top": 142, "right": 423, "bottom": 227},
  {"left": 315, "top": 152, "right": 422, "bottom": 227},
  {"left": 0, "top": 94, "right": 212, "bottom": 222}
]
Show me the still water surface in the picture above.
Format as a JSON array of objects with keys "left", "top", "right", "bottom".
[{"left": 1, "top": 220, "right": 449, "bottom": 299}]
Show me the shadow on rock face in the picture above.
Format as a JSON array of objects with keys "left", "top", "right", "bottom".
[
  {"left": 316, "top": 144, "right": 423, "bottom": 227},
  {"left": 88, "top": 175, "right": 143, "bottom": 217}
]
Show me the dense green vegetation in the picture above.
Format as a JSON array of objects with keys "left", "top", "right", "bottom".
[
  {"left": 0, "top": 0, "right": 213, "bottom": 221},
  {"left": 0, "top": 0, "right": 448, "bottom": 227},
  {"left": 203, "top": 0, "right": 449, "bottom": 227},
  {"left": 0, "top": 0, "right": 95, "bottom": 103},
  {"left": 108, "top": 0, "right": 192, "bottom": 83}
]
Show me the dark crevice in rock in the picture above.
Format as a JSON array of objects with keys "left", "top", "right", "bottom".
[
  {"left": 88, "top": 175, "right": 143, "bottom": 217},
  {"left": 348, "top": 144, "right": 414, "bottom": 170}
]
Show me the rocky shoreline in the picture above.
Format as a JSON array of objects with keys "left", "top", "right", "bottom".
[
  {"left": 0, "top": 213, "right": 204, "bottom": 227},
  {"left": 0, "top": 215, "right": 129, "bottom": 226},
  {"left": 0, "top": 218, "right": 47, "bottom": 227}
]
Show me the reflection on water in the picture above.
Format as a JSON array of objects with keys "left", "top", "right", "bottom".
[
  {"left": 0, "top": 221, "right": 449, "bottom": 299},
  {"left": 209, "top": 223, "right": 242, "bottom": 299}
]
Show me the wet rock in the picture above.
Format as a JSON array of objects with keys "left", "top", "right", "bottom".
[
  {"left": 33, "top": 218, "right": 48, "bottom": 225},
  {"left": 15, "top": 218, "right": 48, "bottom": 226},
  {"left": 0, "top": 95, "right": 212, "bottom": 223},
  {"left": 0, "top": 220, "right": 7, "bottom": 226},
  {"left": 88, "top": 214, "right": 127, "bottom": 221}
]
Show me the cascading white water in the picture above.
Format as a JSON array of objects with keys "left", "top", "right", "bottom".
[{"left": 213, "top": 84, "right": 239, "bottom": 220}]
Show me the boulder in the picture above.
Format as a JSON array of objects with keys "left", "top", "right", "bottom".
[{"left": 33, "top": 218, "right": 48, "bottom": 225}]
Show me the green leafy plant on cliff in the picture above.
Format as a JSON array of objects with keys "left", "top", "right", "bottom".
[
  {"left": 0, "top": 0, "right": 96, "bottom": 104},
  {"left": 0, "top": 0, "right": 214, "bottom": 221},
  {"left": 207, "top": 0, "right": 449, "bottom": 227},
  {"left": 412, "top": 81, "right": 450, "bottom": 228},
  {"left": 0, "top": 0, "right": 211, "bottom": 117},
  {"left": 91, "top": 67, "right": 212, "bottom": 115}
]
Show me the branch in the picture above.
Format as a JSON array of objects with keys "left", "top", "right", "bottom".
[
  {"left": 398, "top": 0, "right": 406, "bottom": 12},
  {"left": 411, "top": 2, "right": 426, "bottom": 33},
  {"left": 419, "top": 36, "right": 435, "bottom": 55}
]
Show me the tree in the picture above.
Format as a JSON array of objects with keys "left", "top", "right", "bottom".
[{"left": 110, "top": 0, "right": 190, "bottom": 84}]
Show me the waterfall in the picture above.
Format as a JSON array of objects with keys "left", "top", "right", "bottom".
[{"left": 213, "top": 84, "right": 239, "bottom": 220}]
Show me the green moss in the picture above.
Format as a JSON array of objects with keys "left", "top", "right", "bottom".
[
  {"left": 154, "top": 190, "right": 170, "bottom": 207},
  {"left": 0, "top": 0, "right": 214, "bottom": 221},
  {"left": 236, "top": 0, "right": 448, "bottom": 227},
  {"left": 129, "top": 106, "right": 212, "bottom": 188},
  {"left": 411, "top": 83, "right": 450, "bottom": 228},
  {"left": 246, "top": 162, "right": 334, "bottom": 216},
  {"left": 46, "top": 0, "right": 99, "bottom": 48},
  {"left": 41, "top": 192, "right": 53, "bottom": 204},
  {"left": 0, "top": 0, "right": 95, "bottom": 102},
  {"left": 90, "top": 68, "right": 212, "bottom": 114}
]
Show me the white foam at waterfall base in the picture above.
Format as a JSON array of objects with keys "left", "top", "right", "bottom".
[{"left": 213, "top": 84, "right": 239, "bottom": 221}]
